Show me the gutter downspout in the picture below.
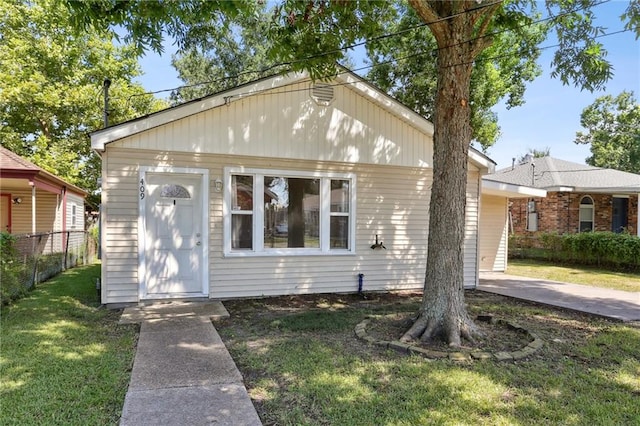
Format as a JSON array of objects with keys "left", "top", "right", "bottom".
[
  {"left": 62, "top": 187, "right": 67, "bottom": 251},
  {"left": 30, "top": 183, "right": 36, "bottom": 234}
]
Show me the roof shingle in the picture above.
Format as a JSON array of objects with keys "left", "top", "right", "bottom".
[{"left": 484, "top": 156, "right": 640, "bottom": 193}]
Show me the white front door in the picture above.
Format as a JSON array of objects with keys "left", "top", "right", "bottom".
[{"left": 142, "top": 171, "right": 207, "bottom": 298}]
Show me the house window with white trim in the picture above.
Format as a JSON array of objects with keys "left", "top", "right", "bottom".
[
  {"left": 224, "top": 168, "right": 355, "bottom": 255},
  {"left": 71, "top": 204, "right": 77, "bottom": 228},
  {"left": 579, "top": 195, "right": 594, "bottom": 232},
  {"left": 230, "top": 175, "right": 254, "bottom": 249}
]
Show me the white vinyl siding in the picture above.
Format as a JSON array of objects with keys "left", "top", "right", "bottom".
[
  {"left": 100, "top": 148, "right": 483, "bottom": 303},
  {"left": 479, "top": 194, "right": 508, "bottom": 272},
  {"left": 66, "top": 191, "right": 85, "bottom": 231},
  {"left": 97, "top": 74, "right": 490, "bottom": 303},
  {"left": 464, "top": 169, "right": 480, "bottom": 288},
  {"left": 112, "top": 80, "right": 433, "bottom": 169}
]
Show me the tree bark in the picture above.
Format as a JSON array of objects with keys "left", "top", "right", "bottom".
[
  {"left": 402, "top": 0, "right": 500, "bottom": 346},
  {"left": 288, "top": 178, "right": 306, "bottom": 247}
]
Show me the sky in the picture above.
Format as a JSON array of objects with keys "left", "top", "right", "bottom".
[{"left": 134, "top": 1, "right": 640, "bottom": 170}]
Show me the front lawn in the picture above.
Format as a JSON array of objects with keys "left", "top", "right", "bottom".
[
  {"left": 0, "top": 264, "right": 137, "bottom": 425},
  {"left": 217, "top": 292, "right": 640, "bottom": 425},
  {"left": 507, "top": 258, "right": 640, "bottom": 292}
]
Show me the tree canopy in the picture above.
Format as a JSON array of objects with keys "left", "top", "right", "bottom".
[
  {"left": 364, "top": 1, "right": 545, "bottom": 149},
  {"left": 0, "top": 0, "right": 167, "bottom": 207},
  {"left": 170, "top": 3, "right": 279, "bottom": 103},
  {"left": 517, "top": 146, "right": 552, "bottom": 163},
  {"left": 575, "top": 91, "right": 640, "bottom": 174}
]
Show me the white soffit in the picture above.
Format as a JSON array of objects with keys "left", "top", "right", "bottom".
[
  {"left": 482, "top": 179, "right": 547, "bottom": 198},
  {"left": 469, "top": 150, "right": 495, "bottom": 174}
]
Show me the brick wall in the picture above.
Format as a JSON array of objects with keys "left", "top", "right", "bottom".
[{"left": 509, "top": 192, "right": 638, "bottom": 235}]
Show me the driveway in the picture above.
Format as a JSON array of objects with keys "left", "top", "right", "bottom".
[{"left": 478, "top": 272, "right": 640, "bottom": 323}]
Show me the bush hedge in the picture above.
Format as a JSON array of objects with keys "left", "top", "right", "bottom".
[{"left": 509, "top": 231, "right": 640, "bottom": 271}]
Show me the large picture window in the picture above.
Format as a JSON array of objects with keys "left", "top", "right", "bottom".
[{"left": 224, "top": 168, "right": 355, "bottom": 255}]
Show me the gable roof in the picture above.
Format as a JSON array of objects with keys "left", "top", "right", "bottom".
[
  {"left": 90, "top": 68, "right": 494, "bottom": 173},
  {"left": 485, "top": 156, "right": 640, "bottom": 193},
  {"left": 0, "top": 146, "right": 40, "bottom": 171},
  {"left": 0, "top": 146, "right": 87, "bottom": 196}
]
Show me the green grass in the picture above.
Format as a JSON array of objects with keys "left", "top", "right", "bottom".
[
  {"left": 507, "top": 258, "right": 640, "bottom": 292},
  {"left": 218, "top": 293, "right": 640, "bottom": 425},
  {"left": 0, "top": 264, "right": 137, "bottom": 425}
]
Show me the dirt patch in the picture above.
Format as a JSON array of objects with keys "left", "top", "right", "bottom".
[
  {"left": 364, "top": 312, "right": 534, "bottom": 354},
  {"left": 219, "top": 289, "right": 615, "bottom": 363}
]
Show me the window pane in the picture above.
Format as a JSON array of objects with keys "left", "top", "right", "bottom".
[
  {"left": 264, "top": 177, "right": 319, "bottom": 248},
  {"left": 232, "top": 175, "right": 253, "bottom": 210},
  {"left": 231, "top": 215, "right": 253, "bottom": 249},
  {"left": 160, "top": 184, "right": 191, "bottom": 199},
  {"left": 331, "top": 180, "right": 350, "bottom": 212},
  {"left": 330, "top": 216, "right": 349, "bottom": 249},
  {"left": 579, "top": 207, "right": 592, "bottom": 222},
  {"left": 579, "top": 221, "right": 593, "bottom": 232},
  {"left": 580, "top": 197, "right": 593, "bottom": 205}
]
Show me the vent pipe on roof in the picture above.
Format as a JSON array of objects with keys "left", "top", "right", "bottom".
[
  {"left": 512, "top": 157, "right": 515, "bottom": 170},
  {"left": 103, "top": 78, "right": 111, "bottom": 128}
]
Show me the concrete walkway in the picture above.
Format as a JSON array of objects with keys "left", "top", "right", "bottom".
[
  {"left": 479, "top": 272, "right": 640, "bottom": 323},
  {"left": 118, "top": 301, "right": 262, "bottom": 426}
]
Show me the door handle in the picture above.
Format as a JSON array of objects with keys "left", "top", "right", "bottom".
[{"left": 196, "top": 241, "right": 201, "bottom": 246}]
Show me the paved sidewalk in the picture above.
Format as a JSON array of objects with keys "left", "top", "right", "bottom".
[
  {"left": 118, "top": 301, "right": 262, "bottom": 426},
  {"left": 479, "top": 272, "right": 640, "bottom": 322}
]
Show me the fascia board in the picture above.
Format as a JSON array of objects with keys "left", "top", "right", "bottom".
[
  {"left": 573, "top": 187, "right": 640, "bottom": 194},
  {"left": 482, "top": 179, "right": 547, "bottom": 198},
  {"left": 547, "top": 186, "right": 640, "bottom": 194},
  {"left": 91, "top": 72, "right": 308, "bottom": 151},
  {"left": 469, "top": 150, "right": 495, "bottom": 173}
]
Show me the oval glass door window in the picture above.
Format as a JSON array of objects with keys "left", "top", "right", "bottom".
[{"left": 160, "top": 184, "right": 191, "bottom": 199}]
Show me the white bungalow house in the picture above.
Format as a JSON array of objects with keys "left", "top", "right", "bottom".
[{"left": 91, "top": 70, "right": 527, "bottom": 306}]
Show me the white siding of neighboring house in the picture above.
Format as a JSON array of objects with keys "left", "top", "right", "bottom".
[
  {"left": 10, "top": 189, "right": 58, "bottom": 234},
  {"left": 98, "top": 76, "right": 486, "bottom": 304},
  {"left": 65, "top": 191, "right": 85, "bottom": 231},
  {"left": 65, "top": 191, "right": 86, "bottom": 253},
  {"left": 479, "top": 194, "right": 508, "bottom": 272}
]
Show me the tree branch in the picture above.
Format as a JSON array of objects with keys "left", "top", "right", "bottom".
[
  {"left": 470, "top": 1, "right": 502, "bottom": 57},
  {"left": 407, "top": 0, "right": 439, "bottom": 24}
]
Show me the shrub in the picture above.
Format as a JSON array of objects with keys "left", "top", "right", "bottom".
[{"left": 509, "top": 231, "right": 640, "bottom": 271}]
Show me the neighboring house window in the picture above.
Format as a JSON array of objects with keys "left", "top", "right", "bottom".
[
  {"left": 526, "top": 199, "right": 538, "bottom": 232},
  {"left": 71, "top": 204, "right": 77, "bottom": 228},
  {"left": 224, "top": 168, "right": 355, "bottom": 255},
  {"left": 579, "top": 196, "right": 594, "bottom": 232}
]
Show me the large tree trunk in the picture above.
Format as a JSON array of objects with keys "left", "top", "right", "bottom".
[
  {"left": 402, "top": 0, "right": 499, "bottom": 346},
  {"left": 288, "top": 178, "right": 306, "bottom": 247}
]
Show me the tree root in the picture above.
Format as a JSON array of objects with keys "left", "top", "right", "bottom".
[
  {"left": 399, "top": 312, "right": 486, "bottom": 347},
  {"left": 400, "top": 315, "right": 428, "bottom": 342}
]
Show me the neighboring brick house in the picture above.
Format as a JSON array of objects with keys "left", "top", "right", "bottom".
[{"left": 484, "top": 156, "right": 640, "bottom": 236}]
